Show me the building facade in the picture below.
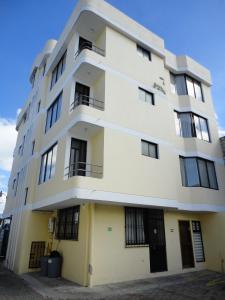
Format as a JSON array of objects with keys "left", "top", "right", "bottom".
[{"left": 3, "top": 0, "right": 225, "bottom": 286}]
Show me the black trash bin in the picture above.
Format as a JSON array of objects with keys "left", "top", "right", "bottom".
[
  {"left": 47, "top": 251, "right": 62, "bottom": 278},
  {"left": 40, "top": 256, "right": 49, "bottom": 276}
]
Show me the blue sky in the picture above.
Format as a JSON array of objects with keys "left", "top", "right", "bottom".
[{"left": 1, "top": 0, "right": 225, "bottom": 211}]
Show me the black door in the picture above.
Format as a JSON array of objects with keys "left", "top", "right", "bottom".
[
  {"left": 79, "top": 37, "right": 92, "bottom": 52},
  {"left": 75, "top": 82, "right": 90, "bottom": 106},
  {"left": 0, "top": 223, "right": 10, "bottom": 258},
  {"left": 179, "top": 220, "right": 195, "bottom": 268},
  {"left": 69, "top": 138, "right": 87, "bottom": 176},
  {"left": 147, "top": 209, "right": 167, "bottom": 273}
]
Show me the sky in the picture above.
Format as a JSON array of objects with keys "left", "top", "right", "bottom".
[{"left": 0, "top": 0, "right": 225, "bottom": 212}]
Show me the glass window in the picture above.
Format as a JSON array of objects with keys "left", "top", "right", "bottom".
[
  {"left": 186, "top": 77, "right": 195, "bottom": 98},
  {"left": 45, "top": 92, "right": 62, "bottom": 132},
  {"left": 170, "top": 73, "right": 203, "bottom": 101},
  {"left": 176, "top": 75, "right": 187, "bottom": 95},
  {"left": 180, "top": 157, "right": 218, "bottom": 189},
  {"left": 125, "top": 207, "right": 147, "bottom": 246},
  {"left": 138, "top": 88, "right": 154, "bottom": 105},
  {"left": 39, "top": 143, "right": 58, "bottom": 184},
  {"left": 185, "top": 158, "right": 200, "bottom": 187},
  {"left": 207, "top": 161, "right": 218, "bottom": 189},
  {"left": 50, "top": 51, "right": 67, "bottom": 89},
  {"left": 170, "top": 73, "right": 176, "bottom": 94},
  {"left": 194, "top": 81, "right": 203, "bottom": 101},
  {"left": 198, "top": 159, "right": 209, "bottom": 187},
  {"left": 141, "top": 140, "right": 158, "bottom": 159},
  {"left": 57, "top": 206, "right": 80, "bottom": 240},
  {"left": 199, "top": 118, "right": 210, "bottom": 142},
  {"left": 137, "top": 45, "right": 151, "bottom": 61},
  {"left": 180, "top": 113, "right": 193, "bottom": 137},
  {"left": 176, "top": 112, "right": 210, "bottom": 142}
]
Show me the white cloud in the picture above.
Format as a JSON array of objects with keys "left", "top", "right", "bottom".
[
  {"left": 219, "top": 127, "right": 225, "bottom": 137},
  {"left": 0, "top": 118, "right": 17, "bottom": 171},
  {"left": 16, "top": 108, "right": 22, "bottom": 116}
]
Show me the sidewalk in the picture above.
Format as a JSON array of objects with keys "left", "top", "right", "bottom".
[{"left": 22, "top": 269, "right": 225, "bottom": 300}]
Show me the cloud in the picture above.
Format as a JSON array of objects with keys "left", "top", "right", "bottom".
[
  {"left": 219, "top": 127, "right": 225, "bottom": 137},
  {"left": 0, "top": 173, "right": 8, "bottom": 214},
  {"left": 0, "top": 118, "right": 17, "bottom": 171}
]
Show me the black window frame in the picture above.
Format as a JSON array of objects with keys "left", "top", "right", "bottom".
[
  {"left": 137, "top": 44, "right": 151, "bottom": 61},
  {"left": 141, "top": 140, "right": 158, "bottom": 159},
  {"left": 39, "top": 143, "right": 58, "bottom": 184},
  {"left": 125, "top": 207, "right": 148, "bottom": 247},
  {"left": 45, "top": 92, "right": 63, "bottom": 133},
  {"left": 31, "top": 140, "right": 35, "bottom": 155},
  {"left": 138, "top": 87, "right": 155, "bottom": 105},
  {"left": 50, "top": 51, "right": 67, "bottom": 90},
  {"left": 170, "top": 73, "right": 204, "bottom": 102},
  {"left": 24, "top": 187, "right": 28, "bottom": 205},
  {"left": 56, "top": 206, "right": 80, "bottom": 240},
  {"left": 180, "top": 156, "right": 218, "bottom": 190},
  {"left": 175, "top": 111, "right": 210, "bottom": 142}
]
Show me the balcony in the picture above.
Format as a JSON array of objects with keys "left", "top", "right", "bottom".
[
  {"left": 75, "top": 41, "right": 105, "bottom": 59},
  {"left": 70, "top": 94, "right": 104, "bottom": 112},
  {"left": 65, "top": 122, "right": 104, "bottom": 180},
  {"left": 65, "top": 162, "right": 103, "bottom": 179}
]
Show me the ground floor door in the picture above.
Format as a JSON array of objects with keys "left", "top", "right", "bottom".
[
  {"left": 179, "top": 220, "right": 195, "bottom": 268},
  {"left": 147, "top": 209, "right": 167, "bottom": 273}
]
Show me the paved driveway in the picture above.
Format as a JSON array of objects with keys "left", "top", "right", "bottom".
[{"left": 2, "top": 263, "right": 225, "bottom": 299}]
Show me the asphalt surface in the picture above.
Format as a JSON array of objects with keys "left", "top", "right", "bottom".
[{"left": 2, "top": 262, "right": 225, "bottom": 299}]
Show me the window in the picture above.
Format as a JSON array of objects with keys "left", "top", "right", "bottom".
[
  {"left": 192, "top": 221, "right": 205, "bottom": 262},
  {"left": 14, "top": 172, "right": 19, "bottom": 196},
  {"left": 175, "top": 111, "right": 210, "bottom": 142},
  {"left": 24, "top": 187, "right": 28, "bottom": 205},
  {"left": 39, "top": 143, "right": 57, "bottom": 184},
  {"left": 21, "top": 135, "right": 26, "bottom": 155},
  {"left": 45, "top": 92, "right": 62, "bottom": 132},
  {"left": 42, "top": 63, "right": 46, "bottom": 76},
  {"left": 31, "top": 140, "right": 35, "bottom": 155},
  {"left": 138, "top": 88, "right": 154, "bottom": 105},
  {"left": 125, "top": 207, "right": 147, "bottom": 246},
  {"left": 137, "top": 45, "right": 151, "bottom": 61},
  {"left": 37, "top": 101, "right": 41, "bottom": 113},
  {"left": 141, "top": 140, "right": 158, "bottom": 159},
  {"left": 57, "top": 206, "right": 80, "bottom": 240},
  {"left": 170, "top": 73, "right": 203, "bottom": 101},
  {"left": 50, "top": 51, "right": 67, "bottom": 89},
  {"left": 180, "top": 157, "right": 218, "bottom": 189}
]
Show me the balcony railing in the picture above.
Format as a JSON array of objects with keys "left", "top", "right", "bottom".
[
  {"left": 70, "top": 94, "right": 104, "bottom": 111},
  {"left": 65, "top": 162, "right": 103, "bottom": 179},
  {"left": 75, "top": 42, "right": 105, "bottom": 59}
]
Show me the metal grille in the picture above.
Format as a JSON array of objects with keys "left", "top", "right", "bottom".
[
  {"left": 192, "top": 221, "right": 205, "bottom": 262},
  {"left": 57, "top": 206, "right": 80, "bottom": 240},
  {"left": 125, "top": 207, "right": 148, "bottom": 247},
  {"left": 29, "top": 241, "right": 45, "bottom": 268}
]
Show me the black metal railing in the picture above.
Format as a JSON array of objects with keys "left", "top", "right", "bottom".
[
  {"left": 75, "top": 42, "right": 105, "bottom": 59},
  {"left": 65, "top": 162, "right": 103, "bottom": 179},
  {"left": 70, "top": 94, "right": 104, "bottom": 111}
]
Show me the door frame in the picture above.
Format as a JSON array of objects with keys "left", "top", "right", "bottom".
[{"left": 178, "top": 219, "right": 195, "bottom": 269}]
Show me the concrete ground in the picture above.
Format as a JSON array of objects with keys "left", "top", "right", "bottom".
[
  {"left": 23, "top": 269, "right": 225, "bottom": 300},
  {"left": 2, "top": 263, "right": 225, "bottom": 299},
  {"left": 0, "top": 263, "right": 43, "bottom": 300}
]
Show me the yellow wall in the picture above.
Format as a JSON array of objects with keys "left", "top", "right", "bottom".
[
  {"left": 91, "top": 204, "right": 205, "bottom": 286},
  {"left": 201, "top": 212, "right": 225, "bottom": 273}
]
